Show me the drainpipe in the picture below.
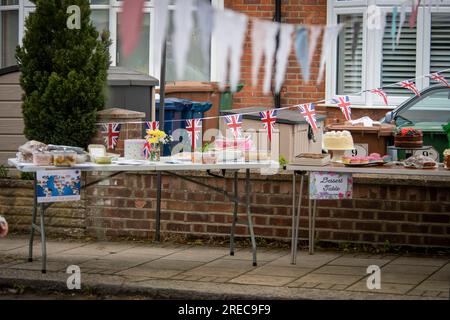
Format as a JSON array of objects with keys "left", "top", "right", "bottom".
[{"left": 274, "top": 0, "right": 282, "bottom": 109}]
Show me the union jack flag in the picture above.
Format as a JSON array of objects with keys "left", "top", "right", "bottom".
[
  {"left": 224, "top": 114, "right": 243, "bottom": 139},
  {"left": 145, "top": 121, "right": 160, "bottom": 131},
  {"left": 400, "top": 80, "right": 421, "bottom": 96},
  {"left": 332, "top": 95, "right": 352, "bottom": 121},
  {"left": 143, "top": 141, "right": 151, "bottom": 160},
  {"left": 428, "top": 73, "right": 449, "bottom": 87},
  {"left": 297, "top": 103, "right": 318, "bottom": 131},
  {"left": 101, "top": 123, "right": 121, "bottom": 150},
  {"left": 370, "top": 88, "right": 389, "bottom": 106},
  {"left": 186, "top": 118, "right": 202, "bottom": 151},
  {"left": 259, "top": 110, "right": 278, "bottom": 141}
]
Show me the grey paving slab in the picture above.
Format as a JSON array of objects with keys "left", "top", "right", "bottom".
[
  {"left": 204, "top": 258, "right": 264, "bottom": 269},
  {"left": 6, "top": 241, "right": 86, "bottom": 257},
  {"left": 328, "top": 257, "right": 392, "bottom": 268},
  {"left": 269, "top": 252, "right": 341, "bottom": 268},
  {"left": 118, "top": 245, "right": 185, "bottom": 257},
  {"left": 182, "top": 266, "right": 250, "bottom": 278},
  {"left": 223, "top": 249, "right": 287, "bottom": 262},
  {"left": 380, "top": 273, "right": 430, "bottom": 285},
  {"left": 48, "top": 253, "right": 101, "bottom": 265},
  {"left": 229, "top": 274, "right": 297, "bottom": 287},
  {"left": 62, "top": 242, "right": 136, "bottom": 256},
  {"left": 289, "top": 273, "right": 363, "bottom": 286},
  {"left": 413, "top": 280, "right": 450, "bottom": 292},
  {"left": 9, "top": 260, "right": 68, "bottom": 272},
  {"left": 390, "top": 257, "right": 449, "bottom": 267},
  {"left": 0, "top": 239, "right": 28, "bottom": 251},
  {"left": 117, "top": 267, "right": 181, "bottom": 279},
  {"left": 347, "top": 280, "right": 415, "bottom": 295},
  {"left": 163, "top": 247, "right": 229, "bottom": 262},
  {"left": 427, "top": 270, "right": 450, "bottom": 281},
  {"left": 314, "top": 265, "right": 367, "bottom": 276},
  {"left": 133, "top": 258, "right": 205, "bottom": 271},
  {"left": 247, "top": 265, "right": 313, "bottom": 278},
  {"left": 79, "top": 258, "right": 149, "bottom": 271},
  {"left": 381, "top": 264, "right": 440, "bottom": 275}
]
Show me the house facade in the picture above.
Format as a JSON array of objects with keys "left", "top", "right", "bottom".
[{"left": 1, "top": 1, "right": 450, "bottom": 107}]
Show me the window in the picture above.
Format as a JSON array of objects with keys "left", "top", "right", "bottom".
[
  {"left": 0, "top": 0, "right": 19, "bottom": 68},
  {"left": 15, "top": 0, "right": 221, "bottom": 81},
  {"left": 337, "top": 14, "right": 363, "bottom": 95},
  {"left": 329, "top": 1, "right": 450, "bottom": 106}
]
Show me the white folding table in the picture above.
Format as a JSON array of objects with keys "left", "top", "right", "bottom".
[
  {"left": 8, "top": 158, "right": 279, "bottom": 273},
  {"left": 286, "top": 163, "right": 450, "bottom": 265}
]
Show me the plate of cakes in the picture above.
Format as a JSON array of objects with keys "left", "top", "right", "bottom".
[{"left": 342, "top": 153, "right": 392, "bottom": 167}]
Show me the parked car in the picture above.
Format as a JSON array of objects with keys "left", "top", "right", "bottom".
[{"left": 381, "top": 85, "right": 450, "bottom": 161}]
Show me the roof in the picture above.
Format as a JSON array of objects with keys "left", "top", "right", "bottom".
[{"left": 107, "top": 67, "right": 159, "bottom": 87}]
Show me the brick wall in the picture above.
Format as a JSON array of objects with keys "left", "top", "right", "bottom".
[
  {"left": 1, "top": 173, "right": 449, "bottom": 248},
  {"left": 224, "top": 0, "right": 327, "bottom": 109}
]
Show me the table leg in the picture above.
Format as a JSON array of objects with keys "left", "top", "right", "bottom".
[
  {"left": 291, "top": 173, "right": 304, "bottom": 265},
  {"left": 311, "top": 200, "right": 317, "bottom": 255},
  {"left": 28, "top": 174, "right": 38, "bottom": 262},
  {"left": 308, "top": 198, "right": 313, "bottom": 255},
  {"left": 290, "top": 172, "right": 296, "bottom": 264},
  {"left": 155, "top": 172, "right": 162, "bottom": 242},
  {"left": 39, "top": 204, "right": 47, "bottom": 273},
  {"left": 245, "top": 169, "right": 257, "bottom": 266},
  {"left": 230, "top": 171, "right": 238, "bottom": 256}
]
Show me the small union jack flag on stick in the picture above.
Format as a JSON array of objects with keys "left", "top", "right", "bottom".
[
  {"left": 224, "top": 114, "right": 243, "bottom": 139},
  {"left": 297, "top": 103, "right": 318, "bottom": 132},
  {"left": 145, "top": 121, "right": 160, "bottom": 131},
  {"left": 332, "top": 95, "right": 352, "bottom": 121},
  {"left": 400, "top": 80, "right": 421, "bottom": 96},
  {"left": 101, "top": 123, "right": 121, "bottom": 150},
  {"left": 370, "top": 88, "right": 389, "bottom": 106},
  {"left": 186, "top": 118, "right": 202, "bottom": 151},
  {"left": 143, "top": 141, "right": 151, "bottom": 159},
  {"left": 428, "top": 73, "right": 449, "bottom": 87},
  {"left": 259, "top": 110, "right": 278, "bottom": 141}
]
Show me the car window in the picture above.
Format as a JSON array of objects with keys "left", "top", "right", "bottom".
[{"left": 399, "top": 89, "right": 450, "bottom": 123}]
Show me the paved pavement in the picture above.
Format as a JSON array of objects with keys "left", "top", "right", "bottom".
[{"left": 0, "top": 236, "right": 449, "bottom": 300}]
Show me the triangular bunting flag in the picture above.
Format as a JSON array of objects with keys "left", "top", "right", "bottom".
[{"left": 259, "top": 110, "right": 278, "bottom": 142}]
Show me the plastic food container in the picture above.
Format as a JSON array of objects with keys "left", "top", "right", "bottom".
[
  {"left": 444, "top": 149, "right": 450, "bottom": 170},
  {"left": 202, "top": 152, "right": 218, "bottom": 164},
  {"left": 32, "top": 152, "right": 53, "bottom": 166},
  {"left": 52, "top": 150, "right": 77, "bottom": 167},
  {"left": 94, "top": 156, "right": 112, "bottom": 165}
]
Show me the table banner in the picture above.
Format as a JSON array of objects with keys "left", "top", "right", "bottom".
[
  {"left": 309, "top": 171, "right": 353, "bottom": 200},
  {"left": 36, "top": 169, "right": 81, "bottom": 203}
]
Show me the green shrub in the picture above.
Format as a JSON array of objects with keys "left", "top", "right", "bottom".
[
  {"left": 16, "top": 0, "right": 111, "bottom": 148},
  {"left": 0, "top": 165, "right": 9, "bottom": 179}
]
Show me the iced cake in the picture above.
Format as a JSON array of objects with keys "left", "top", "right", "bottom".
[{"left": 323, "top": 131, "right": 354, "bottom": 150}]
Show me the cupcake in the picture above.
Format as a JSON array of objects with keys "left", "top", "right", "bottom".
[
  {"left": 350, "top": 157, "right": 361, "bottom": 164},
  {"left": 342, "top": 155, "right": 352, "bottom": 164},
  {"left": 360, "top": 157, "right": 370, "bottom": 164}
]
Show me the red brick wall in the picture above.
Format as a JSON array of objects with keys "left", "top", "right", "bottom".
[
  {"left": 224, "top": 0, "right": 327, "bottom": 109},
  {"left": 1, "top": 173, "right": 449, "bottom": 248},
  {"left": 83, "top": 172, "right": 450, "bottom": 248}
]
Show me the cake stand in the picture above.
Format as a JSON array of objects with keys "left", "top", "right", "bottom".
[{"left": 326, "top": 147, "right": 355, "bottom": 163}]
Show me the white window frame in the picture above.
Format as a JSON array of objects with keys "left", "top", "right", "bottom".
[
  {"left": 0, "top": 1, "right": 20, "bottom": 66},
  {"left": 16, "top": 0, "right": 224, "bottom": 81},
  {"left": 328, "top": 0, "right": 450, "bottom": 107}
]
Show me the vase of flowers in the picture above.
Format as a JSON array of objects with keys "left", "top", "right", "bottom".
[{"left": 144, "top": 129, "right": 173, "bottom": 161}]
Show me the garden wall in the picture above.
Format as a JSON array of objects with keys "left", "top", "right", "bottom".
[{"left": 2, "top": 171, "right": 448, "bottom": 249}]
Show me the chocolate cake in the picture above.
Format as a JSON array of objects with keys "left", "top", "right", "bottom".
[{"left": 394, "top": 128, "right": 423, "bottom": 148}]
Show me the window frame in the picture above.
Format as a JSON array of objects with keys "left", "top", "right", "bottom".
[
  {"left": 19, "top": 0, "right": 223, "bottom": 82},
  {"left": 0, "top": 1, "right": 20, "bottom": 68},
  {"left": 328, "top": 0, "right": 450, "bottom": 106}
]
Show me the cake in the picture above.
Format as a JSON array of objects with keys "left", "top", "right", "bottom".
[
  {"left": 323, "top": 131, "right": 354, "bottom": 150},
  {"left": 394, "top": 128, "right": 423, "bottom": 148}
]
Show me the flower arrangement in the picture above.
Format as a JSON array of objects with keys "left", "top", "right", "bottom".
[{"left": 144, "top": 129, "right": 173, "bottom": 161}]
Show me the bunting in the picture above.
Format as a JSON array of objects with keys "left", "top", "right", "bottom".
[
  {"left": 260, "top": 110, "right": 278, "bottom": 142},
  {"left": 101, "top": 123, "right": 121, "bottom": 150},
  {"left": 224, "top": 114, "right": 243, "bottom": 139},
  {"left": 400, "top": 80, "right": 421, "bottom": 96},
  {"left": 332, "top": 96, "right": 352, "bottom": 121},
  {"left": 174, "top": 0, "right": 195, "bottom": 79},
  {"left": 186, "top": 119, "right": 203, "bottom": 151},
  {"left": 145, "top": 121, "right": 160, "bottom": 131},
  {"left": 318, "top": 24, "right": 343, "bottom": 84},
  {"left": 370, "top": 89, "right": 389, "bottom": 106},
  {"left": 428, "top": 73, "right": 449, "bottom": 87},
  {"left": 295, "top": 27, "right": 309, "bottom": 83},
  {"left": 297, "top": 103, "right": 318, "bottom": 131},
  {"left": 275, "top": 24, "right": 294, "bottom": 93}
]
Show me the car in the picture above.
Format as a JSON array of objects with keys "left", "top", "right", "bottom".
[{"left": 380, "top": 85, "right": 450, "bottom": 161}]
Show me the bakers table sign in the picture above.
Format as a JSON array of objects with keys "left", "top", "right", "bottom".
[
  {"left": 309, "top": 172, "right": 353, "bottom": 200},
  {"left": 36, "top": 169, "right": 81, "bottom": 203}
]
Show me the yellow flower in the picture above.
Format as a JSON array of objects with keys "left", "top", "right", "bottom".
[{"left": 148, "top": 137, "right": 158, "bottom": 144}]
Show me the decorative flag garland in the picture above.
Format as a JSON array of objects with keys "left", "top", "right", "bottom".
[
  {"left": 370, "top": 89, "right": 389, "bottom": 106},
  {"left": 428, "top": 73, "right": 449, "bottom": 87},
  {"left": 101, "top": 123, "right": 121, "bottom": 150},
  {"left": 259, "top": 110, "right": 278, "bottom": 142},
  {"left": 297, "top": 103, "right": 318, "bottom": 132},
  {"left": 143, "top": 141, "right": 151, "bottom": 160},
  {"left": 224, "top": 114, "right": 243, "bottom": 139},
  {"left": 400, "top": 80, "right": 421, "bottom": 96},
  {"left": 145, "top": 121, "right": 160, "bottom": 131},
  {"left": 186, "top": 118, "right": 203, "bottom": 151},
  {"left": 332, "top": 96, "right": 352, "bottom": 121}
]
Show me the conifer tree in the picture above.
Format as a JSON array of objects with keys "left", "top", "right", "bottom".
[{"left": 16, "top": 0, "right": 110, "bottom": 148}]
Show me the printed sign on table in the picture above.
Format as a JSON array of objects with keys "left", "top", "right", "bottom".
[
  {"left": 36, "top": 169, "right": 81, "bottom": 203},
  {"left": 309, "top": 171, "right": 353, "bottom": 200}
]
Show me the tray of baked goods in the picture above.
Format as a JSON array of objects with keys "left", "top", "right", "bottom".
[
  {"left": 402, "top": 155, "right": 438, "bottom": 169},
  {"left": 342, "top": 153, "right": 392, "bottom": 167},
  {"left": 292, "top": 153, "right": 331, "bottom": 166}
]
